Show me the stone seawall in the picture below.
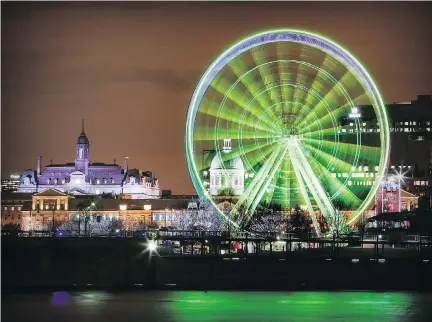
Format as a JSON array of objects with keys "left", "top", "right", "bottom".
[{"left": 3, "top": 238, "right": 432, "bottom": 291}]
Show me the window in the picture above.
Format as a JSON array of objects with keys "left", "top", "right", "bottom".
[
  {"left": 18, "top": 207, "right": 21, "bottom": 211},
  {"left": 11, "top": 206, "right": 15, "bottom": 211},
  {"left": 4, "top": 206, "right": 7, "bottom": 210}
]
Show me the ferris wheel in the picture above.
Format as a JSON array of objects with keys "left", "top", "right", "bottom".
[{"left": 185, "top": 29, "right": 390, "bottom": 234}]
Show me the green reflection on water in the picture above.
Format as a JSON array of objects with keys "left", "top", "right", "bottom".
[{"left": 164, "top": 291, "right": 413, "bottom": 322}]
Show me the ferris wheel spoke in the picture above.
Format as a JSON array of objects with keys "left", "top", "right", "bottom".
[
  {"left": 276, "top": 56, "right": 296, "bottom": 116},
  {"left": 306, "top": 154, "right": 363, "bottom": 207},
  {"left": 193, "top": 125, "right": 280, "bottom": 142},
  {"left": 301, "top": 142, "right": 357, "bottom": 175},
  {"left": 250, "top": 48, "right": 283, "bottom": 109},
  {"left": 300, "top": 55, "right": 341, "bottom": 110},
  {"left": 303, "top": 138, "right": 381, "bottom": 164},
  {"left": 199, "top": 97, "right": 279, "bottom": 132},
  {"left": 297, "top": 86, "right": 369, "bottom": 133},
  {"left": 227, "top": 60, "right": 284, "bottom": 128}
]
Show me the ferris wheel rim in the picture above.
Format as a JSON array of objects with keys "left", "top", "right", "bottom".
[{"left": 185, "top": 29, "right": 390, "bottom": 226}]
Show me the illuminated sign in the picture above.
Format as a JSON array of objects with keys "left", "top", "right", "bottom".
[{"left": 349, "top": 107, "right": 361, "bottom": 118}]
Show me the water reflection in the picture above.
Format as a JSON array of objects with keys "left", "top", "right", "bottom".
[
  {"left": 3, "top": 291, "right": 432, "bottom": 322},
  {"left": 165, "top": 291, "right": 415, "bottom": 322}
]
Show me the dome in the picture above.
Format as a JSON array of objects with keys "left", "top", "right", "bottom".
[
  {"left": 210, "top": 155, "right": 244, "bottom": 171},
  {"left": 77, "top": 132, "right": 89, "bottom": 145}
]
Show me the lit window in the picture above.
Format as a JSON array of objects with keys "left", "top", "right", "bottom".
[
  {"left": 119, "top": 204, "right": 127, "bottom": 211},
  {"left": 405, "top": 122, "right": 408, "bottom": 126},
  {"left": 11, "top": 207, "right": 14, "bottom": 211},
  {"left": 144, "top": 205, "right": 152, "bottom": 210},
  {"left": 96, "top": 190, "right": 100, "bottom": 195},
  {"left": 350, "top": 123, "right": 353, "bottom": 127},
  {"left": 4, "top": 206, "right": 7, "bottom": 210},
  {"left": 413, "top": 121, "right": 416, "bottom": 125},
  {"left": 18, "top": 207, "right": 21, "bottom": 211},
  {"left": 342, "top": 129, "right": 346, "bottom": 133},
  {"left": 362, "top": 122, "right": 366, "bottom": 126},
  {"left": 97, "top": 179, "right": 100, "bottom": 184}
]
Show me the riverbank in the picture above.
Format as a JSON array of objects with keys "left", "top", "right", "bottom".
[{"left": 3, "top": 237, "right": 432, "bottom": 291}]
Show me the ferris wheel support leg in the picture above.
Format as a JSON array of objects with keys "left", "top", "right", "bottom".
[
  {"left": 247, "top": 145, "right": 289, "bottom": 218},
  {"left": 290, "top": 154, "right": 321, "bottom": 237},
  {"left": 230, "top": 143, "right": 285, "bottom": 219},
  {"left": 288, "top": 138, "right": 337, "bottom": 233}
]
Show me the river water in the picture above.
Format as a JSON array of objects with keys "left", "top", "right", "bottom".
[{"left": 2, "top": 291, "right": 432, "bottom": 322}]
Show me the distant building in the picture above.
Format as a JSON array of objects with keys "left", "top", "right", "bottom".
[
  {"left": 341, "top": 94, "right": 432, "bottom": 170},
  {"left": 1, "top": 174, "right": 20, "bottom": 192},
  {"left": 16, "top": 121, "right": 160, "bottom": 199}
]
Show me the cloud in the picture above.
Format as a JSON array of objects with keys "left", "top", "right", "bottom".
[{"left": 114, "top": 68, "right": 198, "bottom": 91}]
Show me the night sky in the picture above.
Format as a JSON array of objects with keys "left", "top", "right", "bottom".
[{"left": 2, "top": 2, "right": 431, "bottom": 194}]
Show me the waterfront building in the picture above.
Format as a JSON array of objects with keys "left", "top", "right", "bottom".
[
  {"left": 18, "top": 189, "right": 198, "bottom": 231},
  {"left": 16, "top": 121, "right": 160, "bottom": 199}
]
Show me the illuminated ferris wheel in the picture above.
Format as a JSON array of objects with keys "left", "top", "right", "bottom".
[{"left": 185, "top": 30, "right": 390, "bottom": 234}]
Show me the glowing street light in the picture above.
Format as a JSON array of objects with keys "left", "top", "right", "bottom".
[{"left": 147, "top": 240, "right": 157, "bottom": 252}]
